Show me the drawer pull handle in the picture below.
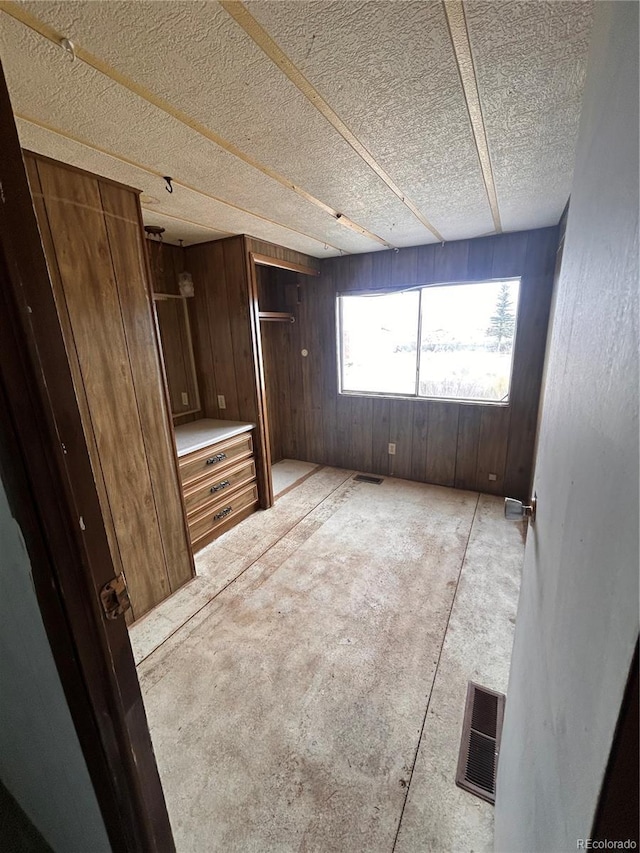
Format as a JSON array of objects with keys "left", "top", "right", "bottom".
[
  {"left": 206, "top": 452, "right": 227, "bottom": 465},
  {"left": 214, "top": 506, "right": 233, "bottom": 521},
  {"left": 211, "top": 480, "right": 231, "bottom": 493}
]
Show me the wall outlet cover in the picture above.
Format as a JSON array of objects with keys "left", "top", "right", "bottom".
[
  {"left": 217, "top": 395, "right": 226, "bottom": 409},
  {"left": 488, "top": 473, "right": 497, "bottom": 481},
  {"left": 388, "top": 443, "right": 396, "bottom": 455},
  {"left": 181, "top": 392, "right": 189, "bottom": 406}
]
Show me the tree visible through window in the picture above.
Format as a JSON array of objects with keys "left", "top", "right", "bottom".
[{"left": 338, "top": 279, "right": 520, "bottom": 402}]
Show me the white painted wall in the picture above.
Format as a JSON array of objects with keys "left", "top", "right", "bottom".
[
  {"left": 0, "top": 475, "right": 111, "bottom": 852},
  {"left": 494, "top": 3, "right": 639, "bottom": 851}
]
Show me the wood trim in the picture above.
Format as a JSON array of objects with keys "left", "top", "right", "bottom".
[
  {"left": 0, "top": 63, "right": 174, "bottom": 851},
  {"left": 245, "top": 241, "right": 275, "bottom": 508},
  {"left": 221, "top": 0, "right": 443, "bottom": 243},
  {"left": 250, "top": 252, "right": 321, "bottom": 277}
]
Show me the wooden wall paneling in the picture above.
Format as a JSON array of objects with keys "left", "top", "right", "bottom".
[
  {"left": 245, "top": 236, "right": 321, "bottom": 274},
  {"left": 335, "top": 394, "right": 354, "bottom": 470},
  {"left": 416, "top": 243, "right": 436, "bottom": 286},
  {"left": 35, "top": 158, "right": 170, "bottom": 618},
  {"left": 432, "top": 239, "right": 471, "bottom": 284},
  {"left": 454, "top": 406, "right": 481, "bottom": 491},
  {"left": 389, "top": 399, "right": 414, "bottom": 479},
  {"left": 490, "top": 231, "right": 529, "bottom": 279},
  {"left": 467, "top": 236, "right": 495, "bottom": 281},
  {"left": 299, "top": 275, "right": 325, "bottom": 464},
  {"left": 319, "top": 261, "right": 340, "bottom": 466},
  {"left": 147, "top": 241, "right": 182, "bottom": 295},
  {"left": 225, "top": 237, "right": 259, "bottom": 422},
  {"left": 503, "top": 227, "right": 558, "bottom": 499},
  {"left": 371, "top": 399, "right": 391, "bottom": 476},
  {"left": 371, "top": 249, "right": 393, "bottom": 291},
  {"left": 391, "top": 244, "right": 419, "bottom": 288},
  {"left": 349, "top": 396, "right": 373, "bottom": 472},
  {"left": 347, "top": 252, "right": 373, "bottom": 291},
  {"left": 410, "top": 400, "right": 429, "bottom": 481},
  {"left": 100, "top": 182, "right": 194, "bottom": 594},
  {"left": 285, "top": 314, "right": 307, "bottom": 461},
  {"left": 476, "top": 405, "right": 512, "bottom": 495},
  {"left": 24, "top": 155, "right": 128, "bottom": 603},
  {"left": 424, "top": 401, "right": 460, "bottom": 487},
  {"left": 209, "top": 241, "right": 245, "bottom": 420},
  {"left": 256, "top": 266, "right": 284, "bottom": 462},
  {"left": 184, "top": 244, "right": 220, "bottom": 419}
]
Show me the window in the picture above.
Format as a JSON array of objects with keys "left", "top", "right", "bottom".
[{"left": 338, "top": 279, "right": 520, "bottom": 403}]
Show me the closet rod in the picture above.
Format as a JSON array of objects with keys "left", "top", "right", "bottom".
[{"left": 259, "top": 311, "right": 295, "bottom": 324}]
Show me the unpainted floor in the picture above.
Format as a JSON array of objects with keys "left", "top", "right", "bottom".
[{"left": 130, "top": 463, "right": 524, "bottom": 852}]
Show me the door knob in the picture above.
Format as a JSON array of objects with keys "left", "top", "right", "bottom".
[{"left": 504, "top": 495, "right": 536, "bottom": 522}]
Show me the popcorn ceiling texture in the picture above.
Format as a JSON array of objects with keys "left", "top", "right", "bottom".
[
  {"left": 2, "top": 1, "right": 592, "bottom": 253},
  {"left": 465, "top": 1, "right": 593, "bottom": 233}
]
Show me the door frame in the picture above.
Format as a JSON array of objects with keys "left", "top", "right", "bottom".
[
  {"left": 0, "top": 61, "right": 174, "bottom": 851},
  {"left": 245, "top": 249, "right": 320, "bottom": 503}
]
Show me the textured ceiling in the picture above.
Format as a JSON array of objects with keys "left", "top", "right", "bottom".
[{"left": 0, "top": 1, "right": 592, "bottom": 253}]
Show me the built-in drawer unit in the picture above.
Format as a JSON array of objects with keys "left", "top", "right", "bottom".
[
  {"left": 179, "top": 432, "right": 253, "bottom": 486},
  {"left": 175, "top": 420, "right": 258, "bottom": 552},
  {"left": 188, "top": 482, "right": 259, "bottom": 550},
  {"left": 183, "top": 457, "right": 256, "bottom": 517}
]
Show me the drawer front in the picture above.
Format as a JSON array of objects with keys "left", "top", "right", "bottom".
[
  {"left": 179, "top": 432, "right": 253, "bottom": 486},
  {"left": 188, "top": 483, "right": 258, "bottom": 545},
  {"left": 183, "top": 458, "right": 256, "bottom": 518}
]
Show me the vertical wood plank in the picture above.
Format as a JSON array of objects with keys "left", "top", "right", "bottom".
[
  {"left": 410, "top": 400, "right": 429, "bottom": 481},
  {"left": 476, "top": 406, "right": 512, "bottom": 495},
  {"left": 185, "top": 243, "right": 221, "bottom": 418},
  {"left": 36, "top": 160, "right": 170, "bottom": 618},
  {"left": 425, "top": 401, "right": 459, "bottom": 486},
  {"left": 454, "top": 406, "right": 481, "bottom": 490},
  {"left": 100, "top": 182, "right": 193, "bottom": 594},
  {"left": 350, "top": 396, "right": 373, "bottom": 472},
  {"left": 223, "top": 237, "right": 257, "bottom": 424},
  {"left": 371, "top": 398, "right": 391, "bottom": 476},
  {"left": 389, "top": 399, "right": 414, "bottom": 479}
]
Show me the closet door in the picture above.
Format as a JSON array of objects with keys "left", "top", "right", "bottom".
[{"left": 25, "top": 154, "right": 193, "bottom": 620}]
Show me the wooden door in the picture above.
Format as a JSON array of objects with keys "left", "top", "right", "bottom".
[
  {"left": 494, "top": 4, "right": 639, "bottom": 849},
  {"left": 23, "top": 152, "right": 194, "bottom": 621},
  {"left": 0, "top": 61, "right": 174, "bottom": 850}
]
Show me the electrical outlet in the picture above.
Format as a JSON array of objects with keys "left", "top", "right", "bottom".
[
  {"left": 181, "top": 392, "right": 189, "bottom": 406},
  {"left": 217, "top": 395, "right": 226, "bottom": 410},
  {"left": 488, "top": 473, "right": 497, "bottom": 481},
  {"left": 388, "top": 442, "right": 396, "bottom": 455}
]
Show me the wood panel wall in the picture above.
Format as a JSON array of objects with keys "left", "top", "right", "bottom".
[
  {"left": 183, "top": 235, "right": 320, "bottom": 506},
  {"left": 256, "top": 265, "right": 304, "bottom": 463},
  {"left": 25, "top": 152, "right": 194, "bottom": 620},
  {"left": 264, "top": 227, "right": 558, "bottom": 500}
]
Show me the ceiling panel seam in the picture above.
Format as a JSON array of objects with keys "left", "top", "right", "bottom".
[
  {"left": 220, "top": 0, "right": 445, "bottom": 244},
  {"left": 443, "top": 0, "right": 502, "bottom": 233},
  {"left": 0, "top": 1, "right": 392, "bottom": 249},
  {"left": 16, "top": 112, "right": 349, "bottom": 253}
]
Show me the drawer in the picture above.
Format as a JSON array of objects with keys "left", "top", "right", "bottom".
[
  {"left": 179, "top": 432, "right": 253, "bottom": 486},
  {"left": 183, "top": 458, "right": 256, "bottom": 518},
  {"left": 188, "top": 482, "right": 258, "bottom": 546}
]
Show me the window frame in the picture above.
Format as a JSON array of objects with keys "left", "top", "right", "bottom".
[{"left": 336, "top": 277, "right": 521, "bottom": 406}]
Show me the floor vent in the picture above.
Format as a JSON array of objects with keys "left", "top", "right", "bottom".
[
  {"left": 455, "top": 682, "right": 506, "bottom": 804},
  {"left": 353, "top": 474, "right": 384, "bottom": 484}
]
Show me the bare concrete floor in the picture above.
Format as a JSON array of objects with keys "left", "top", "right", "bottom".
[{"left": 135, "top": 467, "right": 524, "bottom": 852}]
